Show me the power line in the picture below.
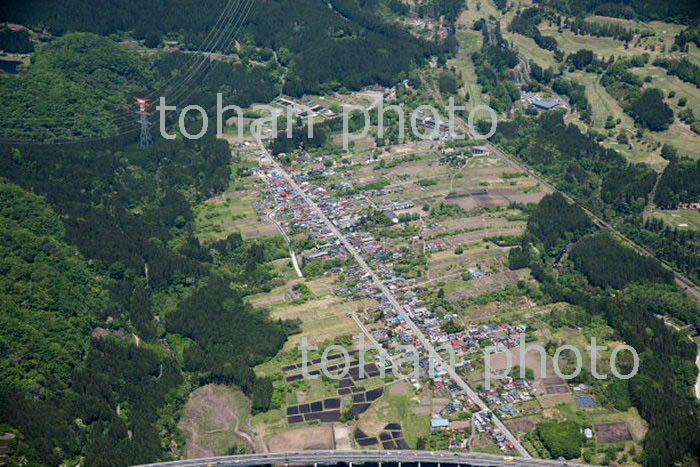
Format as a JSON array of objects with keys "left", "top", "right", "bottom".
[
  {"left": 0, "top": 0, "right": 253, "bottom": 143},
  {"left": 0, "top": 0, "right": 243, "bottom": 128}
]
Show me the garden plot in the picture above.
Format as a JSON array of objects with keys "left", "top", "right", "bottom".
[
  {"left": 265, "top": 425, "right": 336, "bottom": 451},
  {"left": 446, "top": 270, "right": 520, "bottom": 302},
  {"left": 595, "top": 422, "right": 633, "bottom": 445}
]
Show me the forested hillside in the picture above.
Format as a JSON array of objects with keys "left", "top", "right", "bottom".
[
  {"left": 520, "top": 194, "right": 700, "bottom": 466},
  {"left": 0, "top": 181, "right": 106, "bottom": 393},
  {"left": 0, "top": 133, "right": 299, "bottom": 464},
  {"left": 246, "top": 0, "right": 449, "bottom": 95},
  {"left": 569, "top": 232, "right": 673, "bottom": 289},
  {"left": 0, "top": 34, "right": 301, "bottom": 462},
  {"left": 1, "top": 33, "right": 152, "bottom": 140},
  {"left": 1, "top": 0, "right": 451, "bottom": 98},
  {"left": 494, "top": 112, "right": 700, "bottom": 284},
  {"left": 654, "top": 158, "right": 700, "bottom": 209},
  {"left": 525, "top": 192, "right": 591, "bottom": 251},
  {"left": 536, "top": 0, "right": 700, "bottom": 23}
]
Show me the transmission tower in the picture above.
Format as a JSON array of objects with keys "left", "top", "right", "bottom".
[{"left": 134, "top": 97, "right": 152, "bottom": 149}]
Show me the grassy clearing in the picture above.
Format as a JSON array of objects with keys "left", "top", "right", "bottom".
[
  {"left": 272, "top": 298, "right": 358, "bottom": 349},
  {"left": 457, "top": 0, "right": 500, "bottom": 28},
  {"left": 602, "top": 141, "right": 667, "bottom": 169},
  {"left": 632, "top": 66, "right": 700, "bottom": 110},
  {"left": 541, "top": 27, "right": 624, "bottom": 57},
  {"left": 451, "top": 30, "right": 487, "bottom": 110},
  {"left": 358, "top": 390, "right": 431, "bottom": 448},
  {"left": 507, "top": 32, "right": 558, "bottom": 70},
  {"left": 179, "top": 385, "right": 255, "bottom": 456},
  {"left": 194, "top": 196, "right": 256, "bottom": 243},
  {"left": 569, "top": 72, "right": 631, "bottom": 128},
  {"left": 652, "top": 123, "right": 700, "bottom": 159},
  {"left": 647, "top": 209, "right": 700, "bottom": 230}
]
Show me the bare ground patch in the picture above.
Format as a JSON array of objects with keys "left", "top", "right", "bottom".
[
  {"left": 510, "top": 417, "right": 536, "bottom": 432},
  {"left": 265, "top": 425, "right": 335, "bottom": 451},
  {"left": 595, "top": 422, "right": 633, "bottom": 444},
  {"left": 446, "top": 270, "right": 520, "bottom": 302},
  {"left": 179, "top": 384, "right": 258, "bottom": 458},
  {"left": 389, "top": 380, "right": 412, "bottom": 396}
]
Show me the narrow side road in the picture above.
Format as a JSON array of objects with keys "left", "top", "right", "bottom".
[{"left": 255, "top": 138, "right": 531, "bottom": 458}]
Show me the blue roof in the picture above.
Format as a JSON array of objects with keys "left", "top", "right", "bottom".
[
  {"left": 431, "top": 415, "right": 449, "bottom": 428},
  {"left": 576, "top": 395, "right": 596, "bottom": 408}
]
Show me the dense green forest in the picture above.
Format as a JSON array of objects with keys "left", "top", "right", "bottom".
[
  {"left": 0, "top": 32, "right": 304, "bottom": 462},
  {"left": 0, "top": 181, "right": 106, "bottom": 393},
  {"left": 654, "top": 158, "right": 700, "bottom": 208},
  {"left": 1, "top": 33, "right": 152, "bottom": 140},
  {"left": 525, "top": 192, "right": 592, "bottom": 251},
  {"left": 0, "top": 27, "right": 33, "bottom": 53},
  {"left": 521, "top": 194, "right": 700, "bottom": 466},
  {"left": 569, "top": 231, "right": 673, "bottom": 289},
  {"left": 628, "top": 88, "right": 674, "bottom": 131},
  {"left": 535, "top": 0, "right": 700, "bottom": 23},
  {"left": 250, "top": 0, "right": 451, "bottom": 95},
  {"left": 493, "top": 111, "right": 700, "bottom": 284},
  {"left": 0, "top": 32, "right": 285, "bottom": 141},
  {"left": 0, "top": 129, "right": 299, "bottom": 464},
  {"left": 1, "top": 0, "right": 454, "bottom": 99}
]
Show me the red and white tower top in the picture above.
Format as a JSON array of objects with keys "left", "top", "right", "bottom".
[{"left": 133, "top": 97, "right": 151, "bottom": 114}]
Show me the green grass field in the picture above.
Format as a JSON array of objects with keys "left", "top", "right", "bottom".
[
  {"left": 647, "top": 209, "right": 700, "bottom": 230},
  {"left": 507, "top": 32, "right": 558, "bottom": 70},
  {"left": 568, "top": 72, "right": 631, "bottom": 128},
  {"left": 451, "top": 30, "right": 487, "bottom": 110}
]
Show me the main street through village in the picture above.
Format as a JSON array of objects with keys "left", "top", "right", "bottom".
[{"left": 254, "top": 138, "right": 531, "bottom": 458}]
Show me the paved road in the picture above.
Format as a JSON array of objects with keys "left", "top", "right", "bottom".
[
  {"left": 134, "top": 449, "right": 583, "bottom": 467},
  {"left": 266, "top": 203, "right": 303, "bottom": 277},
  {"left": 485, "top": 143, "right": 700, "bottom": 302},
  {"left": 255, "top": 139, "right": 531, "bottom": 458}
]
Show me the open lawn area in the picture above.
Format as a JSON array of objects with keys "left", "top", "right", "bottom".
[
  {"left": 451, "top": 30, "right": 487, "bottom": 110},
  {"left": 647, "top": 209, "right": 700, "bottom": 230}
]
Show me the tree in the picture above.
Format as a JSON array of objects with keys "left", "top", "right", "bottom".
[
  {"left": 629, "top": 88, "right": 673, "bottom": 131},
  {"left": 536, "top": 421, "right": 582, "bottom": 459},
  {"left": 144, "top": 31, "right": 161, "bottom": 48},
  {"left": 660, "top": 144, "right": 678, "bottom": 161}
]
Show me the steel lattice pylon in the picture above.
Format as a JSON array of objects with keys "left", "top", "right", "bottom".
[{"left": 134, "top": 97, "right": 152, "bottom": 150}]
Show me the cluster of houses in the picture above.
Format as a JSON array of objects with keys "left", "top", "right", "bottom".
[
  {"left": 429, "top": 411, "right": 514, "bottom": 452},
  {"left": 482, "top": 376, "right": 535, "bottom": 418},
  {"left": 275, "top": 97, "right": 337, "bottom": 119},
  {"left": 257, "top": 151, "right": 529, "bottom": 451},
  {"left": 404, "top": 17, "right": 449, "bottom": 39}
]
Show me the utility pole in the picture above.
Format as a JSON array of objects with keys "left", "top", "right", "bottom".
[{"left": 134, "top": 97, "right": 152, "bottom": 149}]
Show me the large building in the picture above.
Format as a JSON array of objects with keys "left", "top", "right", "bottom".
[{"left": 530, "top": 97, "right": 561, "bottom": 110}]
